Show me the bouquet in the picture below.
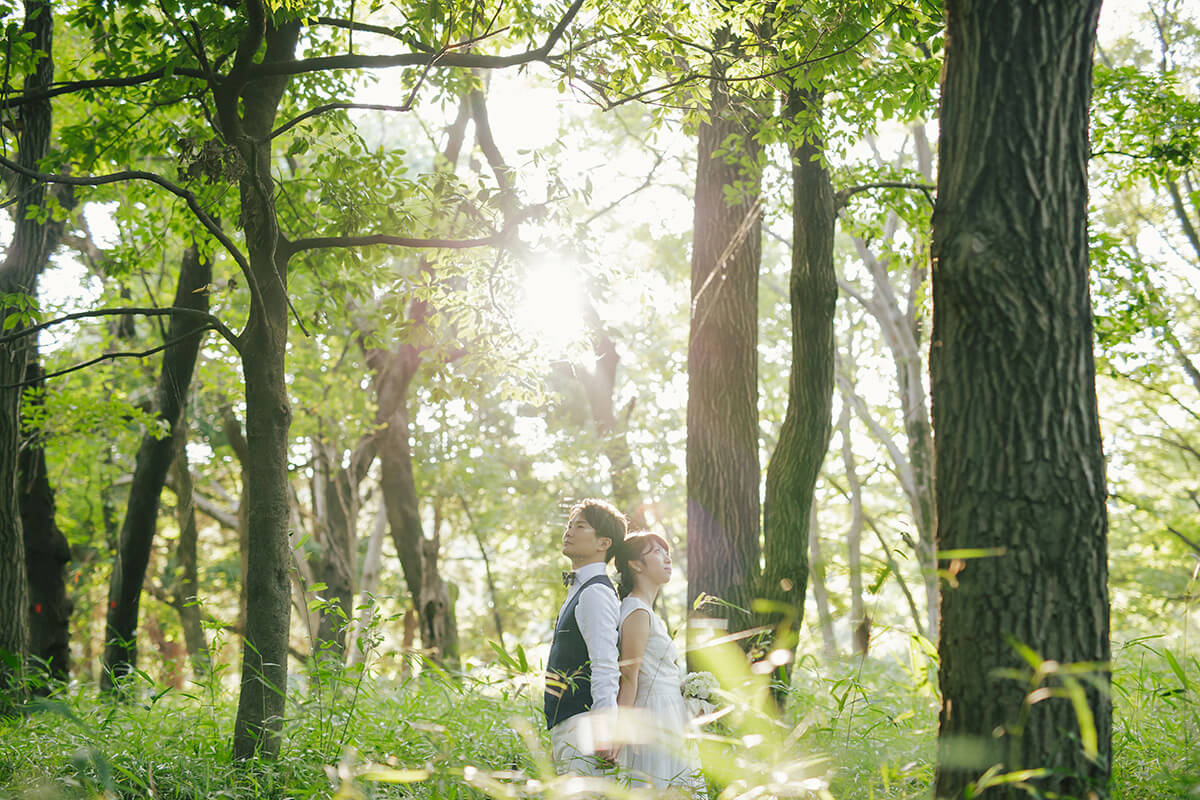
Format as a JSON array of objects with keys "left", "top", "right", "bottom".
[{"left": 682, "top": 670, "right": 719, "bottom": 720}]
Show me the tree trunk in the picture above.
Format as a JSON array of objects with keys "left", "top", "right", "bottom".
[
  {"left": 931, "top": 2, "right": 1109, "bottom": 797},
  {"left": 20, "top": 360, "right": 72, "bottom": 684},
  {"left": 686, "top": 72, "right": 763, "bottom": 638},
  {"left": 102, "top": 245, "right": 211, "bottom": 691},
  {"left": 369, "top": 339, "right": 459, "bottom": 670},
  {"left": 346, "top": 507, "right": 388, "bottom": 667},
  {"left": 228, "top": 19, "right": 301, "bottom": 760},
  {"left": 578, "top": 303, "right": 645, "bottom": 528},
  {"left": 760, "top": 88, "right": 837, "bottom": 686},
  {"left": 169, "top": 418, "right": 209, "bottom": 674},
  {"left": 0, "top": 0, "right": 53, "bottom": 704},
  {"left": 310, "top": 435, "right": 372, "bottom": 658},
  {"left": 222, "top": 406, "right": 251, "bottom": 634}
]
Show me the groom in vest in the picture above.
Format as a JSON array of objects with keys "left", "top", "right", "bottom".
[{"left": 545, "top": 498, "right": 628, "bottom": 774}]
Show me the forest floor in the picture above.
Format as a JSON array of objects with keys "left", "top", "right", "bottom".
[{"left": 0, "top": 635, "right": 1196, "bottom": 799}]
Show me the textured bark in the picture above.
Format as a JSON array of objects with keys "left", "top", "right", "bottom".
[
  {"left": 931, "top": 2, "right": 1110, "bottom": 797},
  {"left": 310, "top": 433, "right": 375, "bottom": 656},
  {"left": 222, "top": 406, "right": 251, "bottom": 634},
  {"left": 686, "top": 73, "right": 763, "bottom": 636},
  {"left": 20, "top": 360, "right": 72, "bottom": 684},
  {"left": 228, "top": 19, "right": 301, "bottom": 760},
  {"left": 102, "top": 245, "right": 211, "bottom": 691},
  {"left": 760, "top": 89, "right": 837, "bottom": 683},
  {"left": 0, "top": 0, "right": 53, "bottom": 703},
  {"left": 169, "top": 419, "right": 209, "bottom": 674}
]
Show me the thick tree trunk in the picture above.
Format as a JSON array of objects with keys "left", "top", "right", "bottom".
[
  {"left": 0, "top": 0, "right": 53, "bottom": 704},
  {"left": 760, "top": 89, "right": 837, "bottom": 685},
  {"left": 686, "top": 74, "right": 763, "bottom": 638},
  {"left": 931, "top": 3, "right": 1109, "bottom": 797},
  {"left": 229, "top": 20, "right": 300, "bottom": 760},
  {"left": 20, "top": 360, "right": 72, "bottom": 683},
  {"left": 102, "top": 245, "right": 211, "bottom": 691}
]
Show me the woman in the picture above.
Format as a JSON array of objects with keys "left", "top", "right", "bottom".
[{"left": 614, "top": 531, "right": 707, "bottom": 797}]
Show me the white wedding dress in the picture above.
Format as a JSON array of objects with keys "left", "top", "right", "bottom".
[{"left": 617, "top": 596, "right": 707, "bottom": 797}]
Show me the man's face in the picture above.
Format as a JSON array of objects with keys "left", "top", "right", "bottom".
[{"left": 561, "top": 510, "right": 609, "bottom": 565}]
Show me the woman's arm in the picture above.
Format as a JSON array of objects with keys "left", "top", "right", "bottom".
[{"left": 617, "top": 608, "right": 651, "bottom": 707}]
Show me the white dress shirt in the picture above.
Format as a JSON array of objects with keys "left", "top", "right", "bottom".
[{"left": 558, "top": 561, "right": 620, "bottom": 711}]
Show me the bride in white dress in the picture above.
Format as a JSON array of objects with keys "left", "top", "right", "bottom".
[{"left": 614, "top": 532, "right": 707, "bottom": 798}]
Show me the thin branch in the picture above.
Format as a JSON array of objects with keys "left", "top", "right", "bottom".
[
  {"left": 0, "top": 307, "right": 239, "bottom": 349},
  {"left": 468, "top": 85, "right": 519, "bottom": 218},
  {"left": 255, "top": 0, "right": 584, "bottom": 79},
  {"left": 584, "top": 148, "right": 665, "bottom": 225},
  {"left": 0, "top": 66, "right": 208, "bottom": 111},
  {"left": 0, "top": 154, "right": 250, "bottom": 276},
  {"left": 283, "top": 231, "right": 504, "bottom": 256},
  {"left": 836, "top": 181, "right": 935, "bottom": 211},
  {"left": 0, "top": 325, "right": 217, "bottom": 389},
  {"left": 311, "top": 16, "right": 414, "bottom": 41},
  {"left": 271, "top": 102, "right": 413, "bottom": 139}
]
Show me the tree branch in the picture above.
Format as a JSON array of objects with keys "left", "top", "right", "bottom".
[
  {"left": 0, "top": 154, "right": 250, "bottom": 277},
  {"left": 836, "top": 181, "right": 936, "bottom": 211},
  {"left": 0, "top": 307, "right": 239, "bottom": 349},
  {"left": 271, "top": 102, "right": 412, "bottom": 139},
  {"left": 283, "top": 231, "right": 505, "bottom": 256},
  {"left": 255, "top": 0, "right": 585, "bottom": 79},
  {"left": 0, "top": 66, "right": 208, "bottom": 111},
  {"left": 0, "top": 325, "right": 217, "bottom": 389}
]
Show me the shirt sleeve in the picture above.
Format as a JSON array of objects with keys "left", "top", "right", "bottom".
[{"left": 576, "top": 583, "right": 620, "bottom": 710}]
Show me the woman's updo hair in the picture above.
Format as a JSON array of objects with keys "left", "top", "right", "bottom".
[{"left": 613, "top": 530, "right": 670, "bottom": 599}]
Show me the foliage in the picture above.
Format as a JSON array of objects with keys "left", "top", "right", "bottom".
[{"left": 0, "top": 633, "right": 1195, "bottom": 798}]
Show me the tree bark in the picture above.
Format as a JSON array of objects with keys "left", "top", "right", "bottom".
[
  {"left": 227, "top": 18, "right": 301, "bottom": 760},
  {"left": 309, "top": 434, "right": 374, "bottom": 657},
  {"left": 369, "top": 337, "right": 459, "bottom": 670},
  {"left": 0, "top": 0, "right": 53, "bottom": 704},
  {"left": 686, "top": 72, "right": 763, "bottom": 638},
  {"left": 931, "top": 2, "right": 1110, "bottom": 797},
  {"left": 101, "top": 244, "right": 211, "bottom": 691},
  {"left": 20, "top": 359, "right": 72, "bottom": 684},
  {"left": 760, "top": 88, "right": 837, "bottom": 685}
]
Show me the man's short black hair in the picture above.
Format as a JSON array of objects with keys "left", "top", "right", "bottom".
[{"left": 569, "top": 498, "right": 628, "bottom": 562}]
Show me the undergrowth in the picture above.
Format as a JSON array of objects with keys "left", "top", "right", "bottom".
[{"left": 0, "top": 636, "right": 1195, "bottom": 799}]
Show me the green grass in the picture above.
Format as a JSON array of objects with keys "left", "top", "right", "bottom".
[{"left": 0, "top": 637, "right": 1196, "bottom": 799}]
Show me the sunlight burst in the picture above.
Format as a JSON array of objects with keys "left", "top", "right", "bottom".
[{"left": 513, "top": 260, "right": 589, "bottom": 360}]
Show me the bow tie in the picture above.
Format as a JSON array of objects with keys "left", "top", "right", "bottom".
[{"left": 562, "top": 570, "right": 577, "bottom": 587}]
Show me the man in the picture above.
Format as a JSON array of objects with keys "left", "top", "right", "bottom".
[{"left": 544, "top": 498, "right": 627, "bottom": 774}]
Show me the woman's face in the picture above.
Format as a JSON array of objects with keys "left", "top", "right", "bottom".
[{"left": 636, "top": 541, "right": 672, "bottom": 586}]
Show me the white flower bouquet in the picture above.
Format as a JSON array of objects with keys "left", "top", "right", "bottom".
[{"left": 682, "top": 670, "right": 719, "bottom": 720}]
